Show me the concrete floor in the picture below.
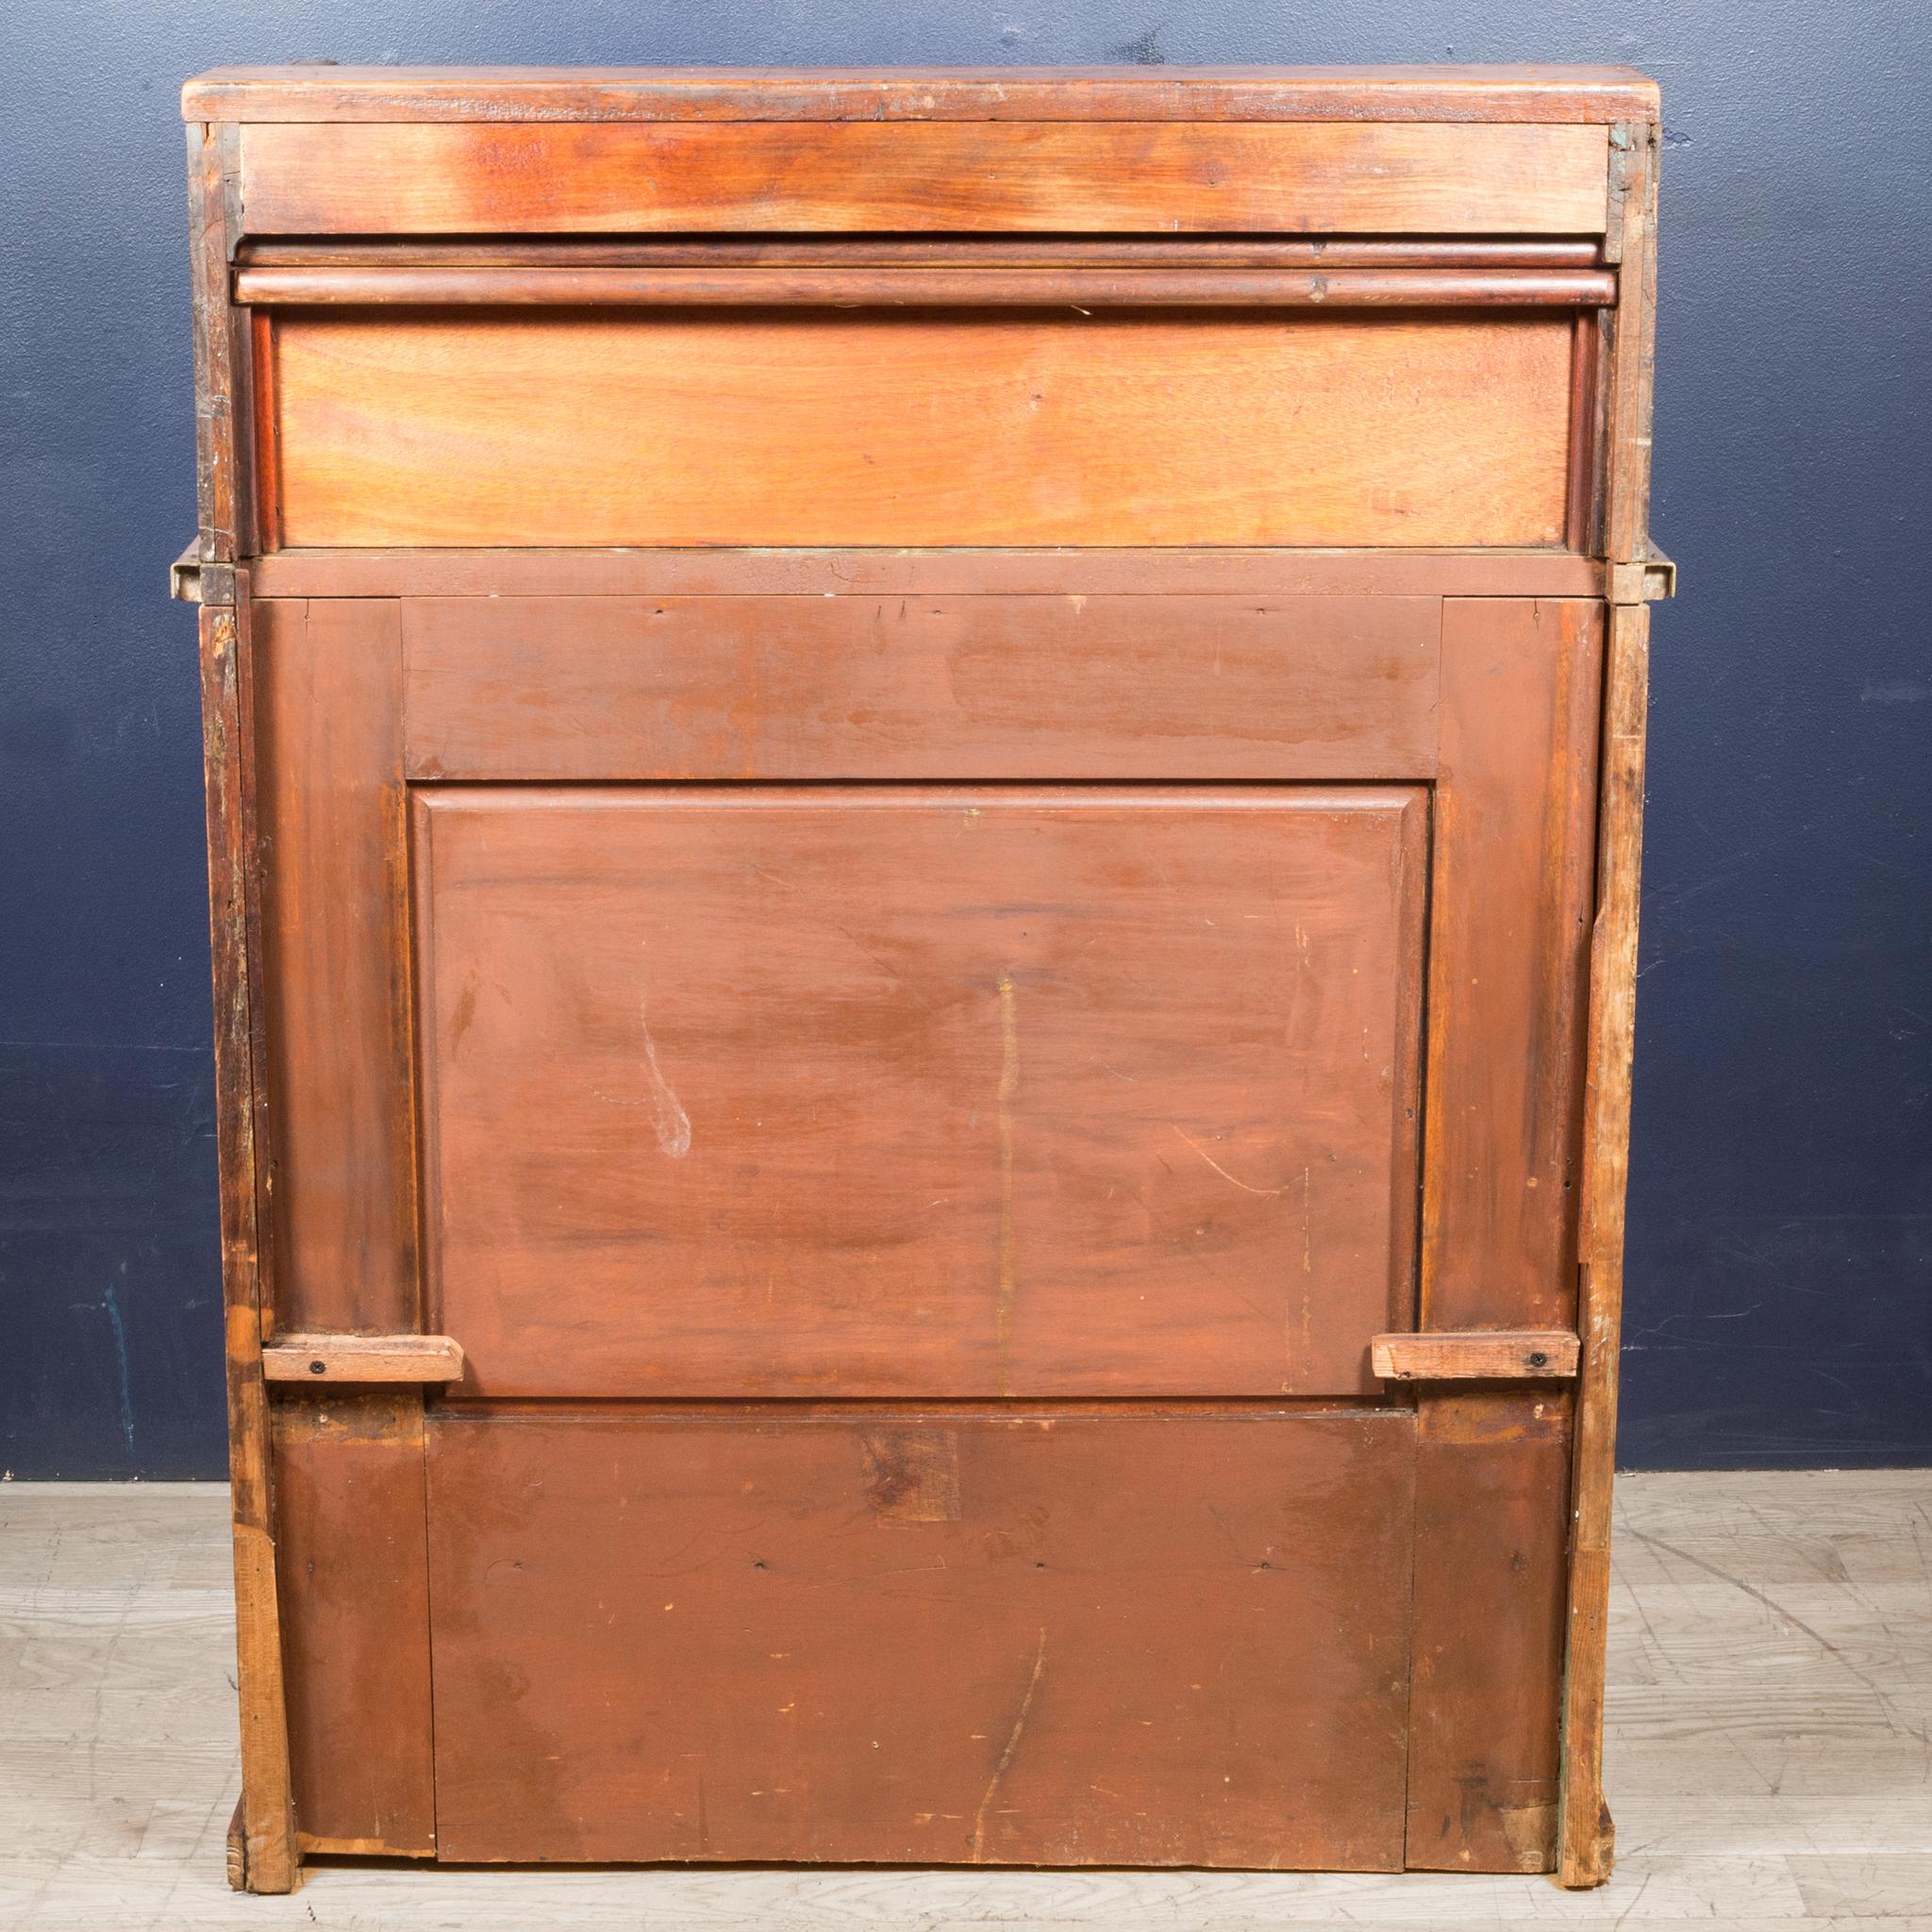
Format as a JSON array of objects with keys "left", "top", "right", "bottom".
[{"left": 2, "top": 1469, "right": 1927, "bottom": 1928}]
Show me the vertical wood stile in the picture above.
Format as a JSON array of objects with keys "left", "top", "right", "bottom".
[{"left": 1558, "top": 601, "right": 1651, "bottom": 1887}]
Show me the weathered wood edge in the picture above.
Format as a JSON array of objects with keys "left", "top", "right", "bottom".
[
  {"left": 1557, "top": 601, "right": 1651, "bottom": 1888},
  {"left": 1373, "top": 1330, "right": 1580, "bottom": 1380},
  {"left": 191, "top": 118, "right": 296, "bottom": 1895},
  {"left": 263, "top": 1334, "right": 465, "bottom": 1383},
  {"left": 1557, "top": 109, "right": 1659, "bottom": 1886},
  {"left": 182, "top": 63, "right": 1662, "bottom": 126},
  {"left": 199, "top": 592, "right": 298, "bottom": 1896}
]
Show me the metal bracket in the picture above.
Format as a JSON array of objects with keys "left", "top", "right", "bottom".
[{"left": 1607, "top": 550, "right": 1676, "bottom": 605}]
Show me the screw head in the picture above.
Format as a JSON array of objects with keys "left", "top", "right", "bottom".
[
  {"left": 1527, "top": 1351, "right": 1549, "bottom": 1369},
  {"left": 308, "top": 1359, "right": 326, "bottom": 1375}
]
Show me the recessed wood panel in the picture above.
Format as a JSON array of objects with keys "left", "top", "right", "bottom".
[
  {"left": 239, "top": 119, "right": 1609, "bottom": 235},
  {"left": 272, "top": 1395, "right": 434, "bottom": 1856},
  {"left": 269, "top": 311, "right": 1576, "bottom": 548},
  {"left": 425, "top": 1409, "right": 1417, "bottom": 1868},
  {"left": 401, "top": 593, "right": 1441, "bottom": 782},
  {"left": 413, "top": 786, "right": 1426, "bottom": 1399}
]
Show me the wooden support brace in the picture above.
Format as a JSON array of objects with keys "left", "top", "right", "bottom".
[
  {"left": 263, "top": 1334, "right": 466, "bottom": 1384},
  {"left": 1372, "top": 1330, "right": 1581, "bottom": 1381}
]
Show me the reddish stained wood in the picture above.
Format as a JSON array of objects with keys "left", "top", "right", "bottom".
[
  {"left": 401, "top": 593, "right": 1441, "bottom": 783},
  {"left": 242, "top": 236, "right": 1610, "bottom": 269},
  {"left": 253, "top": 549, "right": 1607, "bottom": 602},
  {"left": 272, "top": 1394, "right": 436, "bottom": 1855},
  {"left": 253, "top": 599, "right": 417, "bottom": 1335},
  {"left": 1605, "top": 125, "right": 1662, "bottom": 563},
  {"left": 184, "top": 63, "right": 1660, "bottom": 125},
  {"left": 236, "top": 120, "right": 1611, "bottom": 237},
  {"left": 233, "top": 265, "right": 1618, "bottom": 309},
  {"left": 1407, "top": 1391, "right": 1572, "bottom": 1873},
  {"left": 198, "top": 596, "right": 296, "bottom": 1896},
  {"left": 1421, "top": 599, "right": 1603, "bottom": 1333},
  {"left": 1559, "top": 601, "right": 1652, "bottom": 1888},
  {"left": 414, "top": 786, "right": 1426, "bottom": 1400},
  {"left": 267, "top": 310, "right": 1577, "bottom": 549},
  {"left": 425, "top": 1409, "right": 1418, "bottom": 1867}
]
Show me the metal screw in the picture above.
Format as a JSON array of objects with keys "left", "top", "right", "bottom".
[{"left": 308, "top": 1359, "right": 326, "bottom": 1375}]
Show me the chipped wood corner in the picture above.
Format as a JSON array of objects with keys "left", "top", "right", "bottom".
[{"left": 1607, "top": 551, "right": 1676, "bottom": 605}]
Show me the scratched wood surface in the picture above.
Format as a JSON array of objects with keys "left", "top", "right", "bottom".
[
  {"left": 423, "top": 1410, "right": 1416, "bottom": 1868},
  {"left": 4, "top": 1471, "right": 1925, "bottom": 1924},
  {"left": 238, "top": 120, "right": 1610, "bottom": 236},
  {"left": 414, "top": 787, "right": 1425, "bottom": 1399},
  {"left": 266, "top": 311, "right": 1576, "bottom": 549},
  {"left": 401, "top": 594, "right": 1441, "bottom": 783}
]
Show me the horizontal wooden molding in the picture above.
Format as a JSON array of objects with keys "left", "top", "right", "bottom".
[
  {"left": 1371, "top": 1330, "right": 1581, "bottom": 1380},
  {"left": 235, "top": 264, "right": 1618, "bottom": 311},
  {"left": 263, "top": 1334, "right": 466, "bottom": 1384},
  {"left": 241, "top": 238, "right": 1607, "bottom": 271},
  {"left": 183, "top": 63, "right": 1663, "bottom": 126}
]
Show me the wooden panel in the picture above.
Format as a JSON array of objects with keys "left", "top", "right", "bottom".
[
  {"left": 253, "top": 599, "right": 415, "bottom": 1333},
  {"left": 1372, "top": 1330, "right": 1579, "bottom": 1380},
  {"left": 425, "top": 1409, "right": 1416, "bottom": 1868},
  {"left": 255, "top": 548, "right": 1607, "bottom": 601},
  {"left": 401, "top": 594, "right": 1441, "bottom": 783},
  {"left": 262, "top": 1335, "right": 464, "bottom": 1383},
  {"left": 1421, "top": 599, "right": 1602, "bottom": 1332},
  {"left": 269, "top": 311, "right": 1576, "bottom": 549},
  {"left": 239, "top": 120, "right": 1609, "bottom": 236},
  {"left": 187, "top": 63, "right": 1660, "bottom": 125},
  {"left": 414, "top": 786, "right": 1426, "bottom": 1399},
  {"left": 1407, "top": 1392, "right": 1572, "bottom": 1873},
  {"left": 272, "top": 1394, "right": 435, "bottom": 1856}
]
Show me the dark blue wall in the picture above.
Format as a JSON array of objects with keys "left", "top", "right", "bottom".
[{"left": 4, "top": 3, "right": 1927, "bottom": 1475}]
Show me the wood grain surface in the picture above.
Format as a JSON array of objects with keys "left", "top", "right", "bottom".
[
  {"left": 414, "top": 786, "right": 1425, "bottom": 1399},
  {"left": 1421, "top": 598, "right": 1603, "bottom": 1334},
  {"left": 252, "top": 600, "right": 417, "bottom": 1337},
  {"left": 400, "top": 594, "right": 1441, "bottom": 783},
  {"left": 424, "top": 1409, "right": 1417, "bottom": 1868},
  {"left": 238, "top": 120, "right": 1610, "bottom": 236},
  {"left": 185, "top": 63, "right": 1661, "bottom": 125},
  {"left": 271, "top": 1396, "right": 434, "bottom": 1856},
  {"left": 267, "top": 310, "right": 1576, "bottom": 548}
]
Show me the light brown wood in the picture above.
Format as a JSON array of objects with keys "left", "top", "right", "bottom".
[
  {"left": 1372, "top": 1331, "right": 1580, "bottom": 1379},
  {"left": 262, "top": 1336, "right": 464, "bottom": 1384},
  {"left": 253, "top": 547, "right": 1607, "bottom": 601},
  {"left": 268, "top": 311, "right": 1577, "bottom": 548},
  {"left": 425, "top": 1409, "right": 1418, "bottom": 1868},
  {"left": 1559, "top": 600, "right": 1653, "bottom": 1887},
  {"left": 185, "top": 63, "right": 1661, "bottom": 125},
  {"left": 234, "top": 264, "right": 1618, "bottom": 308},
  {"left": 400, "top": 593, "right": 1441, "bottom": 783},
  {"left": 1605, "top": 125, "right": 1662, "bottom": 562},
  {"left": 414, "top": 787, "right": 1426, "bottom": 1399},
  {"left": 238, "top": 119, "right": 1611, "bottom": 236},
  {"left": 197, "top": 595, "right": 296, "bottom": 1895}
]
